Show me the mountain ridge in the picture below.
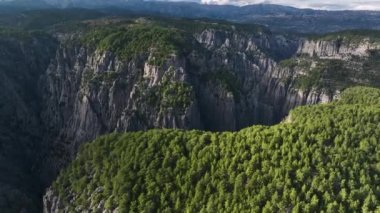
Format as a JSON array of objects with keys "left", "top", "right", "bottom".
[
  {"left": 0, "top": 9, "right": 379, "bottom": 212},
  {"left": 44, "top": 86, "right": 380, "bottom": 212},
  {"left": 1, "top": 1, "right": 380, "bottom": 33}
]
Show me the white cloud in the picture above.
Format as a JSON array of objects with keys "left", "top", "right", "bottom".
[{"left": 199, "top": 0, "right": 380, "bottom": 10}]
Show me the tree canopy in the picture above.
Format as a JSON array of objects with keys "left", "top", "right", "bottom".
[{"left": 52, "top": 86, "right": 380, "bottom": 212}]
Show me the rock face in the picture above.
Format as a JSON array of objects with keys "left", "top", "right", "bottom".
[
  {"left": 298, "top": 39, "right": 380, "bottom": 59},
  {"left": 0, "top": 34, "right": 57, "bottom": 212},
  {"left": 39, "top": 28, "right": 380, "bottom": 189},
  {"left": 39, "top": 28, "right": 307, "bottom": 181},
  {"left": 0, "top": 21, "right": 378, "bottom": 212},
  {"left": 43, "top": 188, "right": 64, "bottom": 213}
]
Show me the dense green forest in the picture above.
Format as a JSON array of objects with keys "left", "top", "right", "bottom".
[
  {"left": 81, "top": 24, "right": 193, "bottom": 66},
  {"left": 309, "top": 29, "right": 380, "bottom": 43},
  {"left": 52, "top": 87, "right": 380, "bottom": 212}
]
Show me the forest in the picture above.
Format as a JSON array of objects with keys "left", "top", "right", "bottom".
[{"left": 52, "top": 87, "right": 380, "bottom": 212}]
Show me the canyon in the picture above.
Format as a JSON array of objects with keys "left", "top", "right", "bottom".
[{"left": 0, "top": 14, "right": 379, "bottom": 212}]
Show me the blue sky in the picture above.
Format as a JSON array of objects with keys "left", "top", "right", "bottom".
[{"left": 180, "top": 0, "right": 380, "bottom": 10}]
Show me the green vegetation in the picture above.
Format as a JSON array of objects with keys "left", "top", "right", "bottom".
[
  {"left": 0, "top": 27, "right": 51, "bottom": 41},
  {"left": 0, "top": 30, "right": 58, "bottom": 213},
  {"left": 362, "top": 50, "right": 380, "bottom": 87},
  {"left": 81, "top": 25, "right": 191, "bottom": 66},
  {"left": 146, "top": 80, "right": 194, "bottom": 112},
  {"left": 309, "top": 29, "right": 380, "bottom": 44},
  {"left": 279, "top": 58, "right": 312, "bottom": 69},
  {"left": 364, "top": 50, "right": 380, "bottom": 69},
  {"left": 292, "top": 59, "right": 367, "bottom": 91},
  {"left": 0, "top": 27, "right": 29, "bottom": 38},
  {"left": 339, "top": 86, "right": 380, "bottom": 105},
  {"left": 0, "top": 9, "right": 104, "bottom": 31},
  {"left": 82, "top": 71, "right": 121, "bottom": 88},
  {"left": 80, "top": 69, "right": 194, "bottom": 111},
  {"left": 279, "top": 58, "right": 298, "bottom": 68},
  {"left": 202, "top": 70, "right": 241, "bottom": 101},
  {"left": 282, "top": 49, "right": 380, "bottom": 92},
  {"left": 294, "top": 68, "right": 322, "bottom": 90},
  {"left": 53, "top": 87, "right": 380, "bottom": 212},
  {"left": 0, "top": 7, "right": 379, "bottom": 213},
  {"left": 153, "top": 17, "right": 269, "bottom": 35},
  {"left": 161, "top": 82, "right": 194, "bottom": 110}
]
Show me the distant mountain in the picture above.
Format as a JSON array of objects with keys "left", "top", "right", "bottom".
[
  {"left": 113, "top": 2, "right": 380, "bottom": 33},
  {"left": 1, "top": 1, "right": 380, "bottom": 33},
  {"left": 43, "top": 0, "right": 130, "bottom": 8},
  {"left": 0, "top": 0, "right": 50, "bottom": 8},
  {"left": 0, "top": 8, "right": 379, "bottom": 212}
]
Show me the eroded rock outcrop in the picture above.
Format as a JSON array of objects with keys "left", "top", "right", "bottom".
[
  {"left": 40, "top": 27, "right": 342, "bottom": 187},
  {"left": 21, "top": 26, "right": 377, "bottom": 213},
  {"left": 298, "top": 38, "right": 380, "bottom": 59}
]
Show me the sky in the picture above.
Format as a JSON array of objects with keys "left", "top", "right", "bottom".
[
  {"left": 1, "top": 0, "right": 380, "bottom": 11},
  {"left": 194, "top": 0, "right": 380, "bottom": 10}
]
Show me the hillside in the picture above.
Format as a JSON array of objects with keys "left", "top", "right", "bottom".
[
  {"left": 0, "top": 31, "right": 57, "bottom": 212},
  {"left": 38, "top": 18, "right": 380, "bottom": 189},
  {"left": 45, "top": 87, "right": 380, "bottom": 212},
  {"left": 279, "top": 29, "right": 380, "bottom": 92},
  {"left": 1, "top": 2, "right": 380, "bottom": 33},
  {"left": 0, "top": 9, "right": 378, "bottom": 212}
]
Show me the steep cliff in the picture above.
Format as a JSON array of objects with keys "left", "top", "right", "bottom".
[
  {"left": 39, "top": 22, "right": 380, "bottom": 187},
  {"left": 0, "top": 31, "right": 57, "bottom": 212},
  {"left": 281, "top": 31, "right": 380, "bottom": 92},
  {"left": 43, "top": 87, "right": 380, "bottom": 213},
  {"left": 0, "top": 14, "right": 379, "bottom": 212},
  {"left": 38, "top": 23, "right": 303, "bottom": 180},
  {"left": 298, "top": 33, "right": 380, "bottom": 59}
]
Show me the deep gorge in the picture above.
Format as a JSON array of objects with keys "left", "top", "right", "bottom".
[{"left": 0, "top": 14, "right": 379, "bottom": 212}]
